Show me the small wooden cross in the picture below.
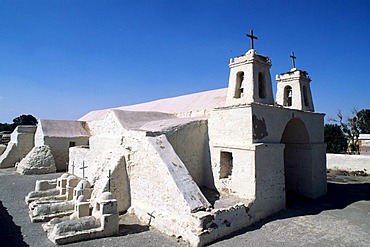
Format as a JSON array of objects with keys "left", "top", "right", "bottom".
[
  {"left": 107, "top": 170, "right": 113, "bottom": 192},
  {"left": 290, "top": 51, "right": 297, "bottom": 68},
  {"left": 147, "top": 211, "right": 155, "bottom": 226},
  {"left": 246, "top": 29, "right": 258, "bottom": 50},
  {"left": 71, "top": 161, "right": 75, "bottom": 175},
  {"left": 80, "top": 161, "right": 88, "bottom": 179}
]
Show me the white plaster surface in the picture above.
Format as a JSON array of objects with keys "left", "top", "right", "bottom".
[
  {"left": 38, "top": 120, "right": 90, "bottom": 138},
  {"left": 276, "top": 69, "right": 314, "bottom": 112},
  {"left": 327, "top": 153, "right": 370, "bottom": 174},
  {"left": 79, "top": 88, "right": 227, "bottom": 122},
  {"left": 226, "top": 49, "right": 274, "bottom": 106},
  {"left": 44, "top": 191, "right": 119, "bottom": 245},
  {"left": 17, "top": 145, "right": 56, "bottom": 175},
  {"left": 35, "top": 120, "right": 90, "bottom": 171},
  {"left": 26, "top": 173, "right": 86, "bottom": 222},
  {"left": 0, "top": 125, "right": 36, "bottom": 168},
  {"left": 20, "top": 43, "right": 328, "bottom": 246}
]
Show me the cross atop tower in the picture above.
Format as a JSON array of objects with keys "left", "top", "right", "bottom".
[
  {"left": 80, "top": 161, "right": 88, "bottom": 179},
  {"left": 246, "top": 29, "right": 258, "bottom": 50},
  {"left": 290, "top": 51, "right": 297, "bottom": 69}
]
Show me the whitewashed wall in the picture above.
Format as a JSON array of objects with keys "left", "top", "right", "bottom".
[
  {"left": 165, "top": 120, "right": 209, "bottom": 187},
  {"left": 327, "top": 154, "right": 370, "bottom": 173},
  {"left": 0, "top": 126, "right": 36, "bottom": 168}
]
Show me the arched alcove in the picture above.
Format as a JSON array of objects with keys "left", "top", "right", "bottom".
[
  {"left": 281, "top": 118, "right": 310, "bottom": 144},
  {"left": 234, "top": 72, "right": 244, "bottom": 99},
  {"left": 281, "top": 118, "right": 312, "bottom": 200},
  {"left": 258, "top": 72, "right": 266, "bottom": 99},
  {"left": 303, "top": 86, "right": 309, "bottom": 107},
  {"left": 284, "top": 86, "right": 293, "bottom": 106}
]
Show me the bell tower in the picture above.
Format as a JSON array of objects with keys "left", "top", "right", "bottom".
[
  {"left": 275, "top": 52, "right": 314, "bottom": 112},
  {"left": 226, "top": 30, "right": 274, "bottom": 106}
]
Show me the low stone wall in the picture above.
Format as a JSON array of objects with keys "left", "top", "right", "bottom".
[
  {"left": 0, "top": 126, "right": 36, "bottom": 168},
  {"left": 326, "top": 154, "right": 370, "bottom": 174}
]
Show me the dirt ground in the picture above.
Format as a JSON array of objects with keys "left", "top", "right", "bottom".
[{"left": 0, "top": 168, "right": 369, "bottom": 247}]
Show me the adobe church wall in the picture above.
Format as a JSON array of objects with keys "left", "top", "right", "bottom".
[
  {"left": 69, "top": 114, "right": 130, "bottom": 214},
  {"left": 127, "top": 134, "right": 212, "bottom": 245},
  {"left": 251, "top": 104, "right": 327, "bottom": 198},
  {"left": 0, "top": 125, "right": 36, "bottom": 168},
  {"left": 252, "top": 143, "right": 285, "bottom": 218},
  {"left": 210, "top": 146, "right": 256, "bottom": 198},
  {"left": 309, "top": 143, "right": 327, "bottom": 197},
  {"left": 250, "top": 103, "right": 325, "bottom": 143},
  {"left": 208, "top": 106, "right": 255, "bottom": 197},
  {"left": 165, "top": 120, "right": 210, "bottom": 187},
  {"left": 69, "top": 144, "right": 130, "bottom": 213},
  {"left": 327, "top": 153, "right": 370, "bottom": 174},
  {"left": 209, "top": 106, "right": 254, "bottom": 147}
]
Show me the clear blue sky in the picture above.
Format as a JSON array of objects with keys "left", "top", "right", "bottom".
[{"left": 0, "top": 0, "right": 369, "bottom": 123}]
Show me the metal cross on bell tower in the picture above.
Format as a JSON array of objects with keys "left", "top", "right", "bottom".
[
  {"left": 246, "top": 29, "right": 258, "bottom": 50},
  {"left": 290, "top": 51, "right": 297, "bottom": 69}
]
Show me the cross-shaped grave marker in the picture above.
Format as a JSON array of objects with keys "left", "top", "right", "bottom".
[
  {"left": 290, "top": 51, "right": 297, "bottom": 69},
  {"left": 147, "top": 211, "right": 155, "bottom": 226},
  {"left": 80, "top": 161, "right": 88, "bottom": 179},
  {"left": 246, "top": 29, "right": 258, "bottom": 50},
  {"left": 71, "top": 161, "right": 75, "bottom": 175},
  {"left": 107, "top": 170, "right": 113, "bottom": 192}
]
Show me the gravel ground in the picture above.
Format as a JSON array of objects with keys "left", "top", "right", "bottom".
[{"left": 0, "top": 168, "right": 370, "bottom": 247}]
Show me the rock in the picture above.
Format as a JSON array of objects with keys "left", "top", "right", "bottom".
[{"left": 17, "top": 145, "right": 56, "bottom": 175}]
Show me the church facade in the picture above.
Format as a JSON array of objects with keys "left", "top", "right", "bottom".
[
  {"left": 69, "top": 46, "right": 327, "bottom": 245},
  {"left": 2, "top": 36, "right": 327, "bottom": 246}
]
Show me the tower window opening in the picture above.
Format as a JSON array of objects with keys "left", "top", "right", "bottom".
[
  {"left": 220, "top": 151, "right": 233, "bottom": 179},
  {"left": 258, "top": 72, "right": 266, "bottom": 98},
  {"left": 234, "top": 72, "right": 244, "bottom": 98},
  {"left": 303, "top": 86, "right": 309, "bottom": 107},
  {"left": 284, "top": 86, "right": 293, "bottom": 106}
]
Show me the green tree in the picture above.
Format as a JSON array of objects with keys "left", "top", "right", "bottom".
[
  {"left": 332, "top": 110, "right": 361, "bottom": 154},
  {"left": 0, "top": 114, "right": 37, "bottom": 132},
  {"left": 357, "top": 109, "right": 370, "bottom": 134},
  {"left": 12, "top": 114, "right": 37, "bottom": 126},
  {"left": 0, "top": 123, "right": 13, "bottom": 132},
  {"left": 324, "top": 124, "right": 347, "bottom": 153}
]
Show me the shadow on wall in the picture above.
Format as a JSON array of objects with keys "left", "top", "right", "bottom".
[
  {"left": 202, "top": 126, "right": 217, "bottom": 191},
  {"left": 0, "top": 201, "right": 28, "bottom": 247},
  {"left": 212, "top": 181, "right": 370, "bottom": 243},
  {"left": 118, "top": 224, "right": 149, "bottom": 236}
]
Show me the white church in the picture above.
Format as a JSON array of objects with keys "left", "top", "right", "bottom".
[{"left": 0, "top": 31, "right": 327, "bottom": 246}]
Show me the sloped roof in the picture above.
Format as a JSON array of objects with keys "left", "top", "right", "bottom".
[
  {"left": 79, "top": 88, "right": 227, "bottom": 122},
  {"left": 111, "top": 109, "right": 175, "bottom": 130},
  {"left": 111, "top": 109, "right": 204, "bottom": 132},
  {"left": 39, "top": 119, "right": 90, "bottom": 138},
  {"left": 117, "top": 88, "right": 227, "bottom": 113}
]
